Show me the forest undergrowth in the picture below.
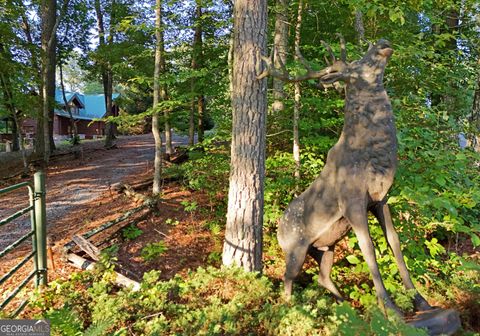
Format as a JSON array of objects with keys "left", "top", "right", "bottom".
[{"left": 11, "top": 120, "right": 480, "bottom": 335}]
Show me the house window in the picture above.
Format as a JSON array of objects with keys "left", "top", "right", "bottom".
[{"left": 68, "top": 104, "right": 79, "bottom": 115}]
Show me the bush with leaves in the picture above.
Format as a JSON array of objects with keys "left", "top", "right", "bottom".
[{"left": 29, "top": 265, "right": 476, "bottom": 335}]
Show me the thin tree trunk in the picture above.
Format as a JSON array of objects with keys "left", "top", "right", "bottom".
[
  {"left": 195, "top": 1, "right": 205, "bottom": 143},
  {"left": 12, "top": 113, "right": 28, "bottom": 174},
  {"left": 11, "top": 116, "right": 20, "bottom": 151},
  {"left": 0, "top": 65, "right": 28, "bottom": 171},
  {"left": 470, "top": 72, "right": 480, "bottom": 151},
  {"left": 47, "top": 35, "right": 56, "bottom": 153},
  {"left": 293, "top": 0, "right": 303, "bottom": 181},
  {"left": 59, "top": 62, "right": 78, "bottom": 143},
  {"left": 189, "top": 98, "right": 195, "bottom": 146},
  {"left": 152, "top": 0, "right": 164, "bottom": 195},
  {"left": 222, "top": 0, "right": 268, "bottom": 272},
  {"left": 227, "top": 33, "right": 234, "bottom": 103},
  {"left": 189, "top": 1, "right": 203, "bottom": 146},
  {"left": 20, "top": 12, "right": 44, "bottom": 157},
  {"left": 197, "top": 95, "right": 205, "bottom": 143},
  {"left": 272, "top": 0, "right": 288, "bottom": 115},
  {"left": 355, "top": 9, "right": 365, "bottom": 44},
  {"left": 156, "top": 3, "right": 170, "bottom": 156},
  {"left": 0, "top": 67, "right": 19, "bottom": 152},
  {"left": 95, "top": 0, "right": 115, "bottom": 148},
  {"left": 105, "top": 0, "right": 116, "bottom": 148}
]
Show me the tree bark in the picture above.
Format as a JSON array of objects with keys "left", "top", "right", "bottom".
[
  {"left": 20, "top": 11, "right": 44, "bottom": 157},
  {"left": 272, "top": 0, "right": 288, "bottom": 115},
  {"left": 152, "top": 0, "right": 165, "bottom": 195},
  {"left": 59, "top": 62, "right": 78, "bottom": 143},
  {"left": 47, "top": 35, "right": 56, "bottom": 153},
  {"left": 40, "top": 0, "right": 57, "bottom": 162},
  {"left": 189, "top": 0, "right": 204, "bottom": 146},
  {"left": 222, "top": 0, "right": 268, "bottom": 272},
  {"left": 95, "top": 0, "right": 116, "bottom": 148},
  {"left": 189, "top": 99, "right": 195, "bottom": 146},
  {"left": 470, "top": 70, "right": 480, "bottom": 151},
  {"left": 293, "top": 0, "right": 304, "bottom": 181},
  {"left": 0, "top": 54, "right": 28, "bottom": 171},
  {"left": 431, "top": 8, "right": 459, "bottom": 107},
  {"left": 197, "top": 95, "right": 205, "bottom": 143},
  {"left": 0, "top": 77, "right": 18, "bottom": 152},
  {"left": 355, "top": 9, "right": 365, "bottom": 44}
]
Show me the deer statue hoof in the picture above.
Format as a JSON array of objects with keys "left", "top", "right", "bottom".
[{"left": 406, "top": 308, "right": 461, "bottom": 336}]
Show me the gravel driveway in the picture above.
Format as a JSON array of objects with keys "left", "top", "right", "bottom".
[{"left": 0, "top": 133, "right": 188, "bottom": 250}]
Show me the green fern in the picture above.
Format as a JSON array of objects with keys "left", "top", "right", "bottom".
[{"left": 83, "top": 318, "right": 114, "bottom": 336}]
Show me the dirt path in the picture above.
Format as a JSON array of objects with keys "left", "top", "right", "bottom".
[{"left": 0, "top": 133, "right": 187, "bottom": 250}]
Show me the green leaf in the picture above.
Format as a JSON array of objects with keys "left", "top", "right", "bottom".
[
  {"left": 435, "top": 175, "right": 446, "bottom": 187},
  {"left": 471, "top": 234, "right": 480, "bottom": 248},
  {"left": 346, "top": 255, "right": 361, "bottom": 265}
]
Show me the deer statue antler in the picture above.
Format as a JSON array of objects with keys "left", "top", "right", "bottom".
[
  {"left": 257, "top": 47, "right": 331, "bottom": 82},
  {"left": 257, "top": 34, "right": 348, "bottom": 85}
]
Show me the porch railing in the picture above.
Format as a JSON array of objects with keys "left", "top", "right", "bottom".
[{"left": 0, "top": 171, "right": 47, "bottom": 317}]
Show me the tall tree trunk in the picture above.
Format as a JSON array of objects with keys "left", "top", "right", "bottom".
[
  {"left": 197, "top": 95, "right": 205, "bottom": 143},
  {"left": 189, "top": 0, "right": 204, "bottom": 146},
  {"left": 431, "top": 8, "right": 459, "bottom": 107},
  {"left": 0, "top": 64, "right": 20, "bottom": 152},
  {"left": 59, "top": 62, "right": 78, "bottom": 143},
  {"left": 21, "top": 12, "right": 44, "bottom": 157},
  {"left": 222, "top": 0, "right": 268, "bottom": 272},
  {"left": 40, "top": 0, "right": 57, "bottom": 163},
  {"left": 11, "top": 117, "right": 20, "bottom": 151},
  {"left": 470, "top": 71, "right": 480, "bottom": 151},
  {"left": 293, "top": 0, "right": 303, "bottom": 181},
  {"left": 189, "top": 99, "right": 195, "bottom": 146},
  {"left": 12, "top": 113, "right": 28, "bottom": 174},
  {"left": 272, "top": 0, "right": 288, "bottom": 115},
  {"left": 95, "top": 0, "right": 115, "bottom": 148},
  {"left": 355, "top": 9, "right": 365, "bottom": 44},
  {"left": 47, "top": 35, "right": 56, "bottom": 153},
  {"left": 195, "top": 1, "right": 205, "bottom": 143},
  {"left": 227, "top": 33, "right": 234, "bottom": 103},
  {"left": 0, "top": 45, "right": 28, "bottom": 170},
  {"left": 152, "top": 0, "right": 166, "bottom": 195}
]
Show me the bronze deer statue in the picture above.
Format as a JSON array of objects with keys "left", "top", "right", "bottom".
[{"left": 259, "top": 37, "right": 433, "bottom": 316}]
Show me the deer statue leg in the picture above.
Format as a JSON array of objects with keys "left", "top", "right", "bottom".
[
  {"left": 283, "top": 244, "right": 309, "bottom": 299},
  {"left": 308, "top": 245, "right": 343, "bottom": 301},
  {"left": 344, "top": 203, "right": 402, "bottom": 316},
  {"left": 372, "top": 201, "right": 432, "bottom": 312}
]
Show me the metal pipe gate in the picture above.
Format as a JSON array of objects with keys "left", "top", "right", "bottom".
[{"left": 0, "top": 171, "right": 47, "bottom": 317}]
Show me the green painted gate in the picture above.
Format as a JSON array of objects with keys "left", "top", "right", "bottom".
[{"left": 0, "top": 171, "right": 47, "bottom": 317}]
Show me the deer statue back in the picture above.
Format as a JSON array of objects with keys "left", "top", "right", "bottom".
[{"left": 260, "top": 38, "right": 434, "bottom": 316}]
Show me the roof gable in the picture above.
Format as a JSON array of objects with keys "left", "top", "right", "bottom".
[{"left": 54, "top": 89, "right": 119, "bottom": 121}]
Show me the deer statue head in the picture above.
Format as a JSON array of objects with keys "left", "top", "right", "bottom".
[{"left": 258, "top": 35, "right": 394, "bottom": 90}]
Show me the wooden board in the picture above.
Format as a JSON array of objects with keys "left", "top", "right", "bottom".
[{"left": 72, "top": 235, "right": 100, "bottom": 261}]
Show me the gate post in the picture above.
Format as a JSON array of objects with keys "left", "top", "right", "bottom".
[{"left": 34, "top": 171, "right": 47, "bottom": 286}]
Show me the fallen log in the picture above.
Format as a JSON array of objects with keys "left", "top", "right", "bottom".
[
  {"left": 169, "top": 149, "right": 189, "bottom": 164},
  {"left": 64, "top": 203, "right": 151, "bottom": 252},
  {"left": 95, "top": 210, "right": 151, "bottom": 249},
  {"left": 72, "top": 235, "right": 100, "bottom": 261},
  {"left": 67, "top": 253, "right": 140, "bottom": 291}
]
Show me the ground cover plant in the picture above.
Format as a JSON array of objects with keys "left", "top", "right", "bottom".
[{"left": 1, "top": 0, "right": 479, "bottom": 334}]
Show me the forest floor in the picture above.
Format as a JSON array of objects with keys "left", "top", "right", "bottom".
[{"left": 0, "top": 133, "right": 223, "bottom": 303}]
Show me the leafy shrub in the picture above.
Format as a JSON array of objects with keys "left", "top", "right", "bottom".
[
  {"left": 141, "top": 242, "right": 168, "bottom": 262},
  {"left": 28, "top": 265, "right": 466, "bottom": 335},
  {"left": 122, "top": 225, "right": 143, "bottom": 240}
]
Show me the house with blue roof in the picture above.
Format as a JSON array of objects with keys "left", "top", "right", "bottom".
[
  {"left": 48, "top": 89, "right": 119, "bottom": 139},
  {"left": 1, "top": 90, "right": 119, "bottom": 146}
]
